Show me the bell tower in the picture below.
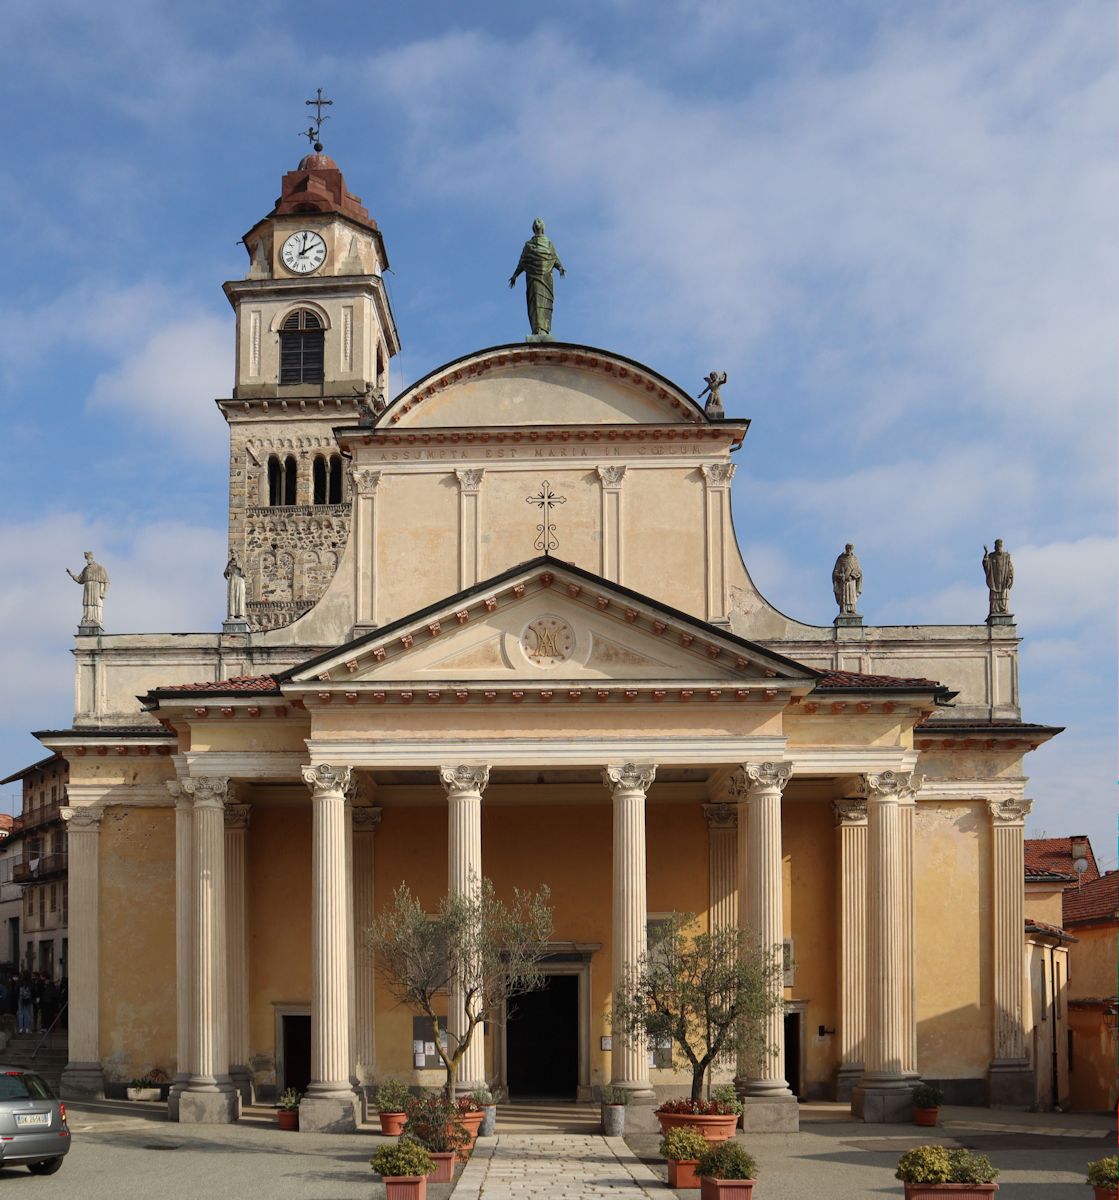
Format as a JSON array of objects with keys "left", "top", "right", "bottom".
[{"left": 219, "top": 123, "right": 400, "bottom": 633}]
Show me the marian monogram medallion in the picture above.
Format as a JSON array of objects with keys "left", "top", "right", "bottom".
[{"left": 522, "top": 616, "right": 574, "bottom": 666}]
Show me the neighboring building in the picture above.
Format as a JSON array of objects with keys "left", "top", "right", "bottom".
[
  {"left": 28, "top": 146, "right": 1064, "bottom": 1131},
  {"left": 0, "top": 813, "right": 24, "bottom": 967},
  {"left": 1064, "top": 869, "right": 1118, "bottom": 1112},
  {"left": 0, "top": 756, "right": 69, "bottom": 980}
]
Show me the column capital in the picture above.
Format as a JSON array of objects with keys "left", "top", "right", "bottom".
[
  {"left": 596, "top": 464, "right": 628, "bottom": 489},
  {"left": 440, "top": 765, "right": 490, "bottom": 797},
  {"left": 455, "top": 467, "right": 485, "bottom": 494},
  {"left": 302, "top": 763, "right": 352, "bottom": 795},
  {"left": 352, "top": 806, "right": 383, "bottom": 833},
  {"left": 987, "top": 796, "right": 1033, "bottom": 826},
  {"left": 181, "top": 776, "right": 232, "bottom": 807},
  {"left": 60, "top": 805, "right": 104, "bottom": 831},
  {"left": 224, "top": 803, "right": 252, "bottom": 830},
  {"left": 860, "top": 769, "right": 920, "bottom": 802},
  {"left": 833, "top": 797, "right": 868, "bottom": 826},
  {"left": 603, "top": 762, "right": 656, "bottom": 795},
  {"left": 731, "top": 760, "right": 791, "bottom": 797},
  {"left": 351, "top": 467, "right": 382, "bottom": 495},
  {"left": 701, "top": 462, "right": 736, "bottom": 489},
  {"left": 703, "top": 801, "right": 737, "bottom": 829}
]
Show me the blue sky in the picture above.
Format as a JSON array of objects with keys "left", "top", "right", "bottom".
[{"left": 0, "top": 2, "right": 1114, "bottom": 863}]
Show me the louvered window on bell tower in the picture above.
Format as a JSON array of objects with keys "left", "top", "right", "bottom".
[{"left": 279, "top": 309, "right": 325, "bottom": 385}]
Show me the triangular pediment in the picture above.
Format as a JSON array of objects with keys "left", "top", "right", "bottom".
[{"left": 284, "top": 559, "right": 819, "bottom": 695}]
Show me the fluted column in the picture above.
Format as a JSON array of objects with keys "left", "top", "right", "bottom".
[
  {"left": 225, "top": 800, "right": 252, "bottom": 1105},
  {"left": 300, "top": 764, "right": 359, "bottom": 1132},
  {"left": 353, "top": 807, "right": 382, "bottom": 1087},
  {"left": 167, "top": 780, "right": 193, "bottom": 1119},
  {"left": 703, "top": 802, "right": 737, "bottom": 933},
  {"left": 59, "top": 803, "right": 105, "bottom": 1099},
  {"left": 178, "top": 776, "right": 239, "bottom": 1123},
  {"left": 901, "top": 794, "right": 917, "bottom": 1078},
  {"left": 604, "top": 762, "right": 656, "bottom": 1100},
  {"left": 833, "top": 798, "right": 867, "bottom": 1100},
  {"left": 441, "top": 765, "right": 488, "bottom": 1092},
  {"left": 987, "top": 795, "right": 1034, "bottom": 1106},
  {"left": 852, "top": 770, "right": 917, "bottom": 1123},
  {"left": 731, "top": 762, "right": 797, "bottom": 1130}
]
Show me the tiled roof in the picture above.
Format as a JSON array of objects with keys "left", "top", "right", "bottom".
[
  {"left": 1025, "top": 838, "right": 1099, "bottom": 884},
  {"left": 1063, "top": 871, "right": 1119, "bottom": 926},
  {"left": 915, "top": 718, "right": 1064, "bottom": 733},
  {"left": 153, "top": 675, "right": 281, "bottom": 696},
  {"left": 1025, "top": 916, "right": 1077, "bottom": 942},
  {"left": 814, "top": 670, "right": 943, "bottom": 690}
]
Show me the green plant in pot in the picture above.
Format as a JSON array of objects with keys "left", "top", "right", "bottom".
[
  {"left": 896, "top": 1146, "right": 999, "bottom": 1197},
  {"left": 911, "top": 1083, "right": 943, "bottom": 1127},
  {"left": 405, "top": 1094, "right": 470, "bottom": 1181},
  {"left": 276, "top": 1087, "right": 301, "bottom": 1131},
  {"left": 371, "top": 1135, "right": 436, "bottom": 1200},
  {"left": 375, "top": 1078, "right": 413, "bottom": 1136},
  {"left": 660, "top": 1126, "right": 710, "bottom": 1190},
  {"left": 1087, "top": 1156, "right": 1119, "bottom": 1199},
  {"left": 600, "top": 1084, "right": 630, "bottom": 1137},
  {"left": 696, "top": 1140, "right": 758, "bottom": 1199},
  {"left": 472, "top": 1086, "right": 499, "bottom": 1137}
]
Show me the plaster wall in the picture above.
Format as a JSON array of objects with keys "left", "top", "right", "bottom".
[
  {"left": 1024, "top": 882, "right": 1066, "bottom": 929},
  {"left": 1067, "top": 922, "right": 1117, "bottom": 1000},
  {"left": 1068, "top": 1004, "right": 1118, "bottom": 1111}
]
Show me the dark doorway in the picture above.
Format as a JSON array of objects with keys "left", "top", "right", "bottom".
[
  {"left": 282, "top": 1014, "right": 311, "bottom": 1095},
  {"left": 505, "top": 974, "right": 578, "bottom": 1098},
  {"left": 783, "top": 1012, "right": 802, "bottom": 1099}
]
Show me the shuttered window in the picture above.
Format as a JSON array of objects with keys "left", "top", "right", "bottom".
[{"left": 279, "top": 310, "right": 324, "bottom": 385}]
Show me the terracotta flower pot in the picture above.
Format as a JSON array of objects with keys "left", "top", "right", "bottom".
[
  {"left": 277, "top": 1109, "right": 299, "bottom": 1131},
  {"left": 1092, "top": 1188, "right": 1119, "bottom": 1200},
  {"left": 699, "top": 1178, "right": 755, "bottom": 1199},
  {"left": 902, "top": 1185, "right": 999, "bottom": 1198},
  {"left": 668, "top": 1159, "right": 701, "bottom": 1189},
  {"left": 458, "top": 1110, "right": 485, "bottom": 1142},
  {"left": 384, "top": 1175, "right": 427, "bottom": 1200},
  {"left": 657, "top": 1112, "right": 739, "bottom": 1142},
  {"left": 379, "top": 1111, "right": 408, "bottom": 1136},
  {"left": 913, "top": 1107, "right": 939, "bottom": 1127},
  {"left": 427, "top": 1151, "right": 455, "bottom": 1183}
]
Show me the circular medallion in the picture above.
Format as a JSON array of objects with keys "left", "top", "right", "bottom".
[{"left": 522, "top": 616, "right": 574, "bottom": 667}]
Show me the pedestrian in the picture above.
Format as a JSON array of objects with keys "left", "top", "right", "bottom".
[
  {"left": 40, "top": 978, "right": 57, "bottom": 1033},
  {"left": 31, "top": 973, "right": 43, "bottom": 1033},
  {"left": 16, "top": 973, "right": 32, "bottom": 1035}
]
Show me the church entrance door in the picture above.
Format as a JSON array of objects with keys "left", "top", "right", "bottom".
[{"left": 505, "top": 973, "right": 579, "bottom": 1098}]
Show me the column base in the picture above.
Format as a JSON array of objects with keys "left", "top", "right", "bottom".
[
  {"left": 618, "top": 1101, "right": 662, "bottom": 1134},
  {"left": 834, "top": 1063, "right": 864, "bottom": 1103},
  {"left": 454, "top": 1079, "right": 488, "bottom": 1097},
  {"left": 852, "top": 1081, "right": 912, "bottom": 1123},
  {"left": 179, "top": 1085, "right": 240, "bottom": 1125},
  {"left": 299, "top": 1090, "right": 358, "bottom": 1134},
  {"left": 167, "top": 1072, "right": 189, "bottom": 1120},
  {"left": 611, "top": 1080, "right": 656, "bottom": 1104},
  {"left": 987, "top": 1060, "right": 1034, "bottom": 1108},
  {"left": 59, "top": 1062, "right": 105, "bottom": 1100},
  {"left": 741, "top": 1095, "right": 799, "bottom": 1132},
  {"left": 229, "top": 1065, "right": 254, "bottom": 1106}
]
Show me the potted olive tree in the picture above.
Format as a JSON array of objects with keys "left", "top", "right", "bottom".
[
  {"left": 912, "top": 1084, "right": 943, "bottom": 1127},
  {"left": 1087, "top": 1156, "right": 1119, "bottom": 1200},
  {"left": 696, "top": 1140, "right": 758, "bottom": 1199},
  {"left": 612, "top": 913, "right": 783, "bottom": 1140},
  {"left": 371, "top": 1135, "right": 436, "bottom": 1200},
  {"left": 895, "top": 1146, "right": 999, "bottom": 1198},
  {"left": 404, "top": 1093, "right": 471, "bottom": 1180},
  {"left": 375, "top": 1078, "right": 413, "bottom": 1136},
  {"left": 660, "top": 1126, "right": 709, "bottom": 1189},
  {"left": 369, "top": 877, "right": 552, "bottom": 1101}
]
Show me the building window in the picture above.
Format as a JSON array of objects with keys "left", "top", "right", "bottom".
[
  {"left": 49, "top": 885, "right": 56, "bottom": 914},
  {"left": 313, "top": 454, "right": 344, "bottom": 505},
  {"left": 267, "top": 454, "right": 298, "bottom": 506},
  {"left": 279, "top": 309, "right": 324, "bottom": 385}
]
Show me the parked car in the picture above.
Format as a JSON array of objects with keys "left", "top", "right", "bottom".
[{"left": 0, "top": 1069, "right": 71, "bottom": 1174}]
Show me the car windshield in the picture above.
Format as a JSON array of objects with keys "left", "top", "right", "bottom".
[{"left": 0, "top": 1073, "right": 51, "bottom": 1101}]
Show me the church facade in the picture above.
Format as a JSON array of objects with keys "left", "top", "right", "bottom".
[{"left": 36, "top": 150, "right": 1060, "bottom": 1133}]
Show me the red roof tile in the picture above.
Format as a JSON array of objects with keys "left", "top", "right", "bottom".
[
  {"left": 1025, "top": 837, "right": 1099, "bottom": 884},
  {"left": 155, "top": 675, "right": 281, "bottom": 695},
  {"left": 814, "top": 670, "right": 943, "bottom": 690},
  {"left": 1025, "top": 916, "right": 1077, "bottom": 941},
  {"left": 1063, "top": 871, "right": 1119, "bottom": 926}
]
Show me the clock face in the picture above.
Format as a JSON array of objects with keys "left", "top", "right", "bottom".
[{"left": 280, "top": 230, "right": 327, "bottom": 275}]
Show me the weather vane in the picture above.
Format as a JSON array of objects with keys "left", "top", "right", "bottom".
[{"left": 301, "top": 87, "right": 333, "bottom": 152}]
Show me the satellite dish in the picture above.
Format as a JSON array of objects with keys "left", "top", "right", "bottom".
[{"left": 1073, "top": 858, "right": 1089, "bottom": 875}]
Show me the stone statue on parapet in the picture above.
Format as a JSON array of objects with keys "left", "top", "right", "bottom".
[
  {"left": 509, "top": 218, "right": 565, "bottom": 341},
  {"left": 353, "top": 382, "right": 387, "bottom": 425},
  {"left": 698, "top": 371, "right": 728, "bottom": 419},
  {"left": 832, "top": 544, "right": 863, "bottom": 623},
  {"left": 983, "top": 539, "right": 1014, "bottom": 622},
  {"left": 67, "top": 551, "right": 109, "bottom": 633},
  {"left": 224, "top": 552, "right": 247, "bottom": 623}
]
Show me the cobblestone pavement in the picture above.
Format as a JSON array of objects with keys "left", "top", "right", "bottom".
[{"left": 455, "top": 1134, "right": 659, "bottom": 1199}]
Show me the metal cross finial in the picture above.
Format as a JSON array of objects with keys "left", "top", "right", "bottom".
[
  {"left": 302, "top": 88, "right": 333, "bottom": 151},
  {"left": 526, "top": 480, "right": 567, "bottom": 552}
]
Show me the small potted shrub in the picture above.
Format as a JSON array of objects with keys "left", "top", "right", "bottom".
[
  {"left": 375, "top": 1078, "right": 413, "bottom": 1136},
  {"left": 371, "top": 1135, "right": 436, "bottom": 1200},
  {"left": 1087, "top": 1156, "right": 1119, "bottom": 1200},
  {"left": 126, "top": 1076, "right": 162, "bottom": 1102},
  {"left": 660, "top": 1126, "right": 710, "bottom": 1190},
  {"left": 656, "top": 1096, "right": 739, "bottom": 1142},
  {"left": 473, "top": 1086, "right": 500, "bottom": 1137},
  {"left": 600, "top": 1084, "right": 630, "bottom": 1137},
  {"left": 276, "top": 1087, "right": 301, "bottom": 1131},
  {"left": 712, "top": 1083, "right": 744, "bottom": 1129},
  {"left": 895, "top": 1146, "right": 999, "bottom": 1197},
  {"left": 456, "top": 1094, "right": 486, "bottom": 1146},
  {"left": 697, "top": 1139, "right": 758, "bottom": 1199},
  {"left": 405, "top": 1094, "right": 469, "bottom": 1181},
  {"left": 912, "top": 1084, "right": 943, "bottom": 1127}
]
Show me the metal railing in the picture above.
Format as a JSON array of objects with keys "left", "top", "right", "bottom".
[{"left": 30, "top": 1002, "right": 67, "bottom": 1062}]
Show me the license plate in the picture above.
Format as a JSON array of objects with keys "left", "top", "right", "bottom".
[{"left": 15, "top": 1113, "right": 50, "bottom": 1128}]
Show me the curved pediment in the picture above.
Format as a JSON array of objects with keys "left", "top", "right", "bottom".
[{"left": 382, "top": 343, "right": 713, "bottom": 429}]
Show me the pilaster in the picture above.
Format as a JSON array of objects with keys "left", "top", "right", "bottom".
[
  {"left": 833, "top": 798, "right": 867, "bottom": 1101},
  {"left": 703, "top": 802, "right": 737, "bottom": 933},
  {"left": 604, "top": 763, "right": 656, "bottom": 1102},
  {"left": 300, "top": 764, "right": 359, "bottom": 1132},
  {"left": 225, "top": 800, "right": 252, "bottom": 1106},
  {"left": 352, "top": 468, "right": 382, "bottom": 632},
  {"left": 596, "top": 465, "right": 627, "bottom": 582},
  {"left": 987, "top": 794, "right": 1034, "bottom": 1107},
  {"left": 731, "top": 761, "right": 798, "bottom": 1131},
  {"left": 455, "top": 469, "right": 484, "bottom": 590},
  {"left": 352, "top": 806, "right": 382, "bottom": 1089},
  {"left": 441, "top": 765, "right": 488, "bottom": 1092},
  {"left": 167, "top": 778, "right": 192, "bottom": 1118},
  {"left": 701, "top": 463, "right": 735, "bottom": 624},
  {"left": 59, "top": 802, "right": 105, "bottom": 1099}
]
